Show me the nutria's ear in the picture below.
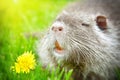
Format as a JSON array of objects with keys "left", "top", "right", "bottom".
[{"left": 96, "top": 16, "right": 107, "bottom": 30}]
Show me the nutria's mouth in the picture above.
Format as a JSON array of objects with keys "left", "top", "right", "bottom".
[{"left": 54, "top": 40, "right": 64, "bottom": 54}]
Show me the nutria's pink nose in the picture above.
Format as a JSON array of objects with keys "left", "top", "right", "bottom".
[{"left": 52, "top": 26, "right": 63, "bottom": 32}]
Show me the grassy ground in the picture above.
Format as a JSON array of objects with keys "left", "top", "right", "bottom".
[{"left": 0, "top": 0, "right": 73, "bottom": 80}]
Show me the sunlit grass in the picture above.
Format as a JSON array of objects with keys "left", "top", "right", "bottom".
[
  {"left": 0, "top": 0, "right": 73, "bottom": 80},
  {"left": 0, "top": 0, "right": 71, "bottom": 32}
]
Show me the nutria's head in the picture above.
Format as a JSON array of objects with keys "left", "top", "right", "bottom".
[
  {"left": 44, "top": 11, "right": 116, "bottom": 66},
  {"left": 38, "top": 2, "right": 120, "bottom": 79}
]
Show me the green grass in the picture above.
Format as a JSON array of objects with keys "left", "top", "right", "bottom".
[{"left": 0, "top": 0, "right": 73, "bottom": 80}]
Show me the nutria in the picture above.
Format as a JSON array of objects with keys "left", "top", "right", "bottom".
[{"left": 37, "top": 0, "right": 120, "bottom": 80}]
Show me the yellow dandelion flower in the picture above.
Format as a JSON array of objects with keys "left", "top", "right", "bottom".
[{"left": 11, "top": 51, "right": 36, "bottom": 73}]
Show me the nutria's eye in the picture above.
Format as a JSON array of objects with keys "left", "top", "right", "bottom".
[{"left": 81, "top": 23, "right": 89, "bottom": 27}]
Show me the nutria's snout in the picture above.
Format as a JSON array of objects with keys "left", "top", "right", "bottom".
[
  {"left": 50, "top": 21, "right": 67, "bottom": 55},
  {"left": 52, "top": 26, "right": 63, "bottom": 32},
  {"left": 50, "top": 21, "right": 66, "bottom": 35}
]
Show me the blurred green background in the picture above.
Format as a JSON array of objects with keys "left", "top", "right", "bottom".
[{"left": 0, "top": 0, "right": 73, "bottom": 80}]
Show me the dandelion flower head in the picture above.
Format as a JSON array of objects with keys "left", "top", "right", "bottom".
[{"left": 11, "top": 51, "right": 36, "bottom": 73}]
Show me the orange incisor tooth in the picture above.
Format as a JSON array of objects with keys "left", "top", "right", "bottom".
[{"left": 55, "top": 41, "right": 63, "bottom": 50}]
